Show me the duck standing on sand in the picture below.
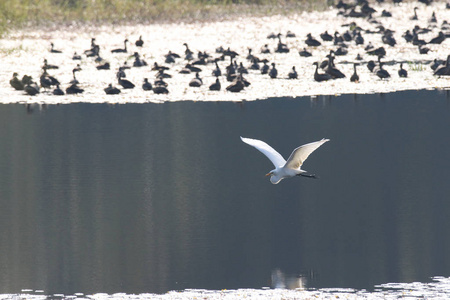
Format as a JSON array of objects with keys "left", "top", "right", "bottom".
[
  {"left": 53, "top": 85, "right": 65, "bottom": 95},
  {"left": 70, "top": 65, "right": 82, "bottom": 85},
  {"left": 288, "top": 66, "right": 298, "bottom": 79},
  {"left": 410, "top": 7, "right": 419, "bottom": 20},
  {"left": 374, "top": 62, "right": 390, "bottom": 79},
  {"left": 209, "top": 77, "right": 221, "bottom": 91},
  {"left": 10, "top": 73, "right": 25, "bottom": 90},
  {"left": 117, "top": 67, "right": 135, "bottom": 89},
  {"left": 43, "top": 59, "right": 59, "bottom": 70},
  {"left": 320, "top": 31, "right": 333, "bottom": 41},
  {"left": 111, "top": 39, "right": 128, "bottom": 53},
  {"left": 104, "top": 83, "right": 121, "bottom": 94},
  {"left": 434, "top": 55, "right": 450, "bottom": 76},
  {"left": 299, "top": 48, "right": 312, "bottom": 57},
  {"left": 275, "top": 34, "right": 289, "bottom": 53},
  {"left": 153, "top": 84, "right": 169, "bottom": 94},
  {"left": 165, "top": 51, "right": 179, "bottom": 63},
  {"left": 260, "top": 44, "right": 271, "bottom": 54},
  {"left": 261, "top": 61, "right": 269, "bottom": 74},
  {"left": 325, "top": 55, "right": 346, "bottom": 79},
  {"left": 132, "top": 52, "right": 148, "bottom": 67},
  {"left": 367, "top": 47, "right": 386, "bottom": 57},
  {"left": 428, "top": 31, "right": 446, "bottom": 44},
  {"left": 212, "top": 61, "right": 222, "bottom": 77},
  {"left": 189, "top": 72, "right": 203, "bottom": 87},
  {"left": 142, "top": 78, "right": 152, "bottom": 91},
  {"left": 183, "top": 43, "right": 194, "bottom": 61},
  {"left": 50, "top": 42, "right": 62, "bottom": 53},
  {"left": 135, "top": 35, "right": 144, "bottom": 47},
  {"left": 313, "top": 62, "right": 332, "bottom": 82},
  {"left": 398, "top": 63, "right": 408, "bottom": 77},
  {"left": 66, "top": 83, "right": 84, "bottom": 94},
  {"left": 24, "top": 80, "right": 40, "bottom": 96},
  {"left": 72, "top": 52, "right": 82, "bottom": 60},
  {"left": 269, "top": 63, "right": 278, "bottom": 78},
  {"left": 40, "top": 69, "right": 60, "bottom": 90},
  {"left": 350, "top": 63, "right": 359, "bottom": 82},
  {"left": 226, "top": 75, "right": 245, "bottom": 93},
  {"left": 305, "top": 33, "right": 321, "bottom": 47}
]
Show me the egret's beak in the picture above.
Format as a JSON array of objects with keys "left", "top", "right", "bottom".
[{"left": 265, "top": 172, "right": 272, "bottom": 177}]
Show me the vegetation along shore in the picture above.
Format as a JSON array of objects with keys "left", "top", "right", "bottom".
[{"left": 0, "top": 0, "right": 329, "bottom": 36}]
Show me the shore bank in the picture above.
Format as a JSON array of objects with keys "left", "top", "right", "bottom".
[{"left": 0, "top": 1, "right": 449, "bottom": 104}]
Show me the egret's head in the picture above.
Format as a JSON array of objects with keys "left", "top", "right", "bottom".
[
  {"left": 269, "top": 172, "right": 283, "bottom": 184},
  {"left": 265, "top": 170, "right": 282, "bottom": 184}
]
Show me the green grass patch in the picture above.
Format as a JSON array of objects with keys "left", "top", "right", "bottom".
[
  {"left": 408, "top": 62, "right": 425, "bottom": 71},
  {"left": 0, "top": 44, "right": 26, "bottom": 55},
  {"left": 0, "top": 0, "right": 329, "bottom": 37}
]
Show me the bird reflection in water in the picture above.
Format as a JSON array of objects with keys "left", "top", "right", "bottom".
[
  {"left": 271, "top": 269, "right": 307, "bottom": 290},
  {"left": 25, "top": 103, "right": 47, "bottom": 114}
]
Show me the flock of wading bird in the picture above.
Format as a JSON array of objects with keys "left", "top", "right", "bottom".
[{"left": 8, "top": 0, "right": 450, "bottom": 97}]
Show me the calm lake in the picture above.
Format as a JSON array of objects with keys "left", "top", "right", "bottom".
[{"left": 1, "top": 90, "right": 450, "bottom": 296}]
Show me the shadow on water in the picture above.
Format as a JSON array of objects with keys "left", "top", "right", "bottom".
[{"left": 1, "top": 89, "right": 450, "bottom": 295}]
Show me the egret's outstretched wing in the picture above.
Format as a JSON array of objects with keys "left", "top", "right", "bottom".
[
  {"left": 240, "top": 137, "right": 286, "bottom": 168},
  {"left": 285, "top": 138, "right": 330, "bottom": 170}
]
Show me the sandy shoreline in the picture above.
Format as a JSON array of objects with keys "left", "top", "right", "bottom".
[{"left": 1, "top": 1, "right": 449, "bottom": 104}]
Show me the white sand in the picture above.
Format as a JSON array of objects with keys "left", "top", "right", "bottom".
[{"left": 0, "top": 1, "right": 449, "bottom": 104}]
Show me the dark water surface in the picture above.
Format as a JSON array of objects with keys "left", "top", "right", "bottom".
[{"left": 1, "top": 90, "right": 450, "bottom": 295}]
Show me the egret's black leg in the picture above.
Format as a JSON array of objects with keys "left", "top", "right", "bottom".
[{"left": 298, "top": 173, "right": 319, "bottom": 179}]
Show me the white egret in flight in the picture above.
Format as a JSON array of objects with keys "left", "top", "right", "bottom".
[{"left": 241, "top": 137, "right": 330, "bottom": 184}]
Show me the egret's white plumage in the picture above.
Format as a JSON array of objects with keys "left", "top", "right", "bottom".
[{"left": 240, "top": 137, "right": 330, "bottom": 184}]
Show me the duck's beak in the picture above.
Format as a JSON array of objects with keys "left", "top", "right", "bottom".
[{"left": 265, "top": 172, "right": 272, "bottom": 177}]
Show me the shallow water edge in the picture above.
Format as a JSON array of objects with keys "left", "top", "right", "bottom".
[{"left": 4, "top": 276, "right": 450, "bottom": 299}]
